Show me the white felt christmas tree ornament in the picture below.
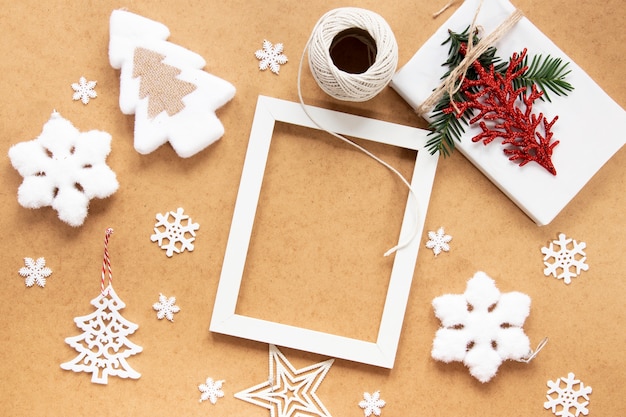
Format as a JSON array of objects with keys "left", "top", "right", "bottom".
[
  {"left": 431, "top": 271, "right": 532, "bottom": 383},
  {"left": 8, "top": 111, "right": 118, "bottom": 227},
  {"left": 109, "top": 10, "right": 236, "bottom": 158}
]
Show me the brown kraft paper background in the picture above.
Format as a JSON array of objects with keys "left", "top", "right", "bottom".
[{"left": 0, "top": 0, "right": 624, "bottom": 416}]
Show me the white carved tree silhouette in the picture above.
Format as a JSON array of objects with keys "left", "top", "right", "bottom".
[{"left": 61, "top": 285, "right": 142, "bottom": 384}]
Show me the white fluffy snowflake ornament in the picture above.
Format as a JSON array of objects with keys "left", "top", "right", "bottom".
[
  {"left": 8, "top": 111, "right": 118, "bottom": 227},
  {"left": 109, "top": 10, "right": 236, "bottom": 158},
  {"left": 431, "top": 271, "right": 532, "bottom": 383}
]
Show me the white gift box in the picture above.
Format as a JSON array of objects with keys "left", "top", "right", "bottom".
[{"left": 391, "top": 0, "right": 625, "bottom": 225}]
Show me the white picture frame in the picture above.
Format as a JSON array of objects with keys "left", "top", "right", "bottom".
[{"left": 209, "top": 95, "right": 438, "bottom": 368}]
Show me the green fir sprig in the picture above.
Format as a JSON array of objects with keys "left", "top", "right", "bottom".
[
  {"left": 511, "top": 53, "right": 574, "bottom": 102},
  {"left": 425, "top": 27, "right": 574, "bottom": 156}
]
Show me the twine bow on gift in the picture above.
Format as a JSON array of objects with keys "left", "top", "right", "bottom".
[{"left": 416, "top": 1, "right": 524, "bottom": 116}]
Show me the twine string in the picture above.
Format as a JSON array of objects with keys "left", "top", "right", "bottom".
[
  {"left": 101, "top": 228, "right": 114, "bottom": 294},
  {"left": 297, "top": 8, "right": 420, "bottom": 257},
  {"left": 416, "top": 3, "right": 524, "bottom": 116},
  {"left": 518, "top": 337, "right": 549, "bottom": 363},
  {"left": 306, "top": 7, "right": 399, "bottom": 102}
]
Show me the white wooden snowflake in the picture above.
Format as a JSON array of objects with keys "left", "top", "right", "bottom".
[
  {"left": 431, "top": 271, "right": 531, "bottom": 383},
  {"left": 198, "top": 377, "right": 225, "bottom": 404},
  {"left": 544, "top": 372, "right": 592, "bottom": 417},
  {"left": 19, "top": 257, "right": 52, "bottom": 287},
  {"left": 359, "top": 391, "right": 386, "bottom": 417},
  {"left": 153, "top": 293, "right": 180, "bottom": 322},
  {"left": 150, "top": 207, "right": 199, "bottom": 257},
  {"left": 255, "top": 40, "right": 288, "bottom": 74},
  {"left": 425, "top": 226, "right": 452, "bottom": 256},
  {"left": 8, "top": 111, "right": 119, "bottom": 226},
  {"left": 541, "top": 233, "right": 588, "bottom": 284},
  {"left": 71, "top": 76, "right": 97, "bottom": 104}
]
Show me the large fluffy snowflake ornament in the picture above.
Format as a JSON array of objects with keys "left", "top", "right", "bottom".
[
  {"left": 109, "top": 10, "right": 236, "bottom": 158},
  {"left": 359, "top": 391, "right": 386, "bottom": 417},
  {"left": 198, "top": 377, "right": 225, "bottom": 404},
  {"left": 19, "top": 257, "right": 53, "bottom": 287},
  {"left": 8, "top": 111, "right": 118, "bottom": 226},
  {"left": 151, "top": 207, "right": 199, "bottom": 257},
  {"left": 541, "top": 233, "right": 589, "bottom": 284},
  {"left": 255, "top": 40, "right": 288, "bottom": 74},
  {"left": 544, "top": 372, "right": 592, "bottom": 417},
  {"left": 431, "top": 271, "right": 532, "bottom": 383}
]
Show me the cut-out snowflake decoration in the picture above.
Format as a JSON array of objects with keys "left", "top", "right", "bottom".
[
  {"left": 235, "top": 344, "right": 334, "bottom": 417},
  {"left": 255, "top": 40, "right": 288, "bottom": 74},
  {"left": 150, "top": 207, "right": 199, "bottom": 257},
  {"left": 431, "top": 271, "right": 531, "bottom": 383},
  {"left": 359, "top": 391, "right": 386, "bottom": 417},
  {"left": 71, "top": 76, "right": 98, "bottom": 104},
  {"left": 544, "top": 372, "right": 592, "bottom": 417},
  {"left": 199, "top": 377, "right": 225, "bottom": 404},
  {"left": 19, "top": 257, "right": 52, "bottom": 287},
  {"left": 541, "top": 233, "right": 588, "bottom": 284},
  {"left": 425, "top": 226, "right": 452, "bottom": 256},
  {"left": 153, "top": 293, "right": 180, "bottom": 322},
  {"left": 8, "top": 111, "right": 119, "bottom": 227}
]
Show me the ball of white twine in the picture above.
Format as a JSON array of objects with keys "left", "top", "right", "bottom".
[{"left": 307, "top": 7, "right": 398, "bottom": 102}]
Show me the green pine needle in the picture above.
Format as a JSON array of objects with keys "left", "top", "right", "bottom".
[{"left": 512, "top": 54, "right": 574, "bottom": 102}]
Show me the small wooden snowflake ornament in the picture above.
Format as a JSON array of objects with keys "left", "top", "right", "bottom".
[
  {"left": 541, "top": 233, "right": 588, "bottom": 284},
  {"left": 255, "top": 40, "right": 288, "bottom": 74},
  {"left": 19, "top": 257, "right": 52, "bottom": 287},
  {"left": 153, "top": 293, "right": 180, "bottom": 322},
  {"left": 199, "top": 377, "right": 225, "bottom": 404}
]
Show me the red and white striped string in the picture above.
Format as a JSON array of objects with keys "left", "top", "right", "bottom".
[{"left": 101, "top": 228, "right": 114, "bottom": 294}]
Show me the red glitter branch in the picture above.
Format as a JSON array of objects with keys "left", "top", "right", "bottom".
[{"left": 445, "top": 48, "right": 559, "bottom": 175}]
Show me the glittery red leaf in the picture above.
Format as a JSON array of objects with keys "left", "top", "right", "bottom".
[{"left": 445, "top": 48, "right": 559, "bottom": 175}]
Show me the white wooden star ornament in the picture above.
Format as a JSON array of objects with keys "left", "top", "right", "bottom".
[{"left": 235, "top": 345, "right": 334, "bottom": 417}]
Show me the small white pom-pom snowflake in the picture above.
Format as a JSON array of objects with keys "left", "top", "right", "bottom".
[
  {"left": 71, "top": 76, "right": 97, "bottom": 104},
  {"left": 431, "top": 271, "right": 531, "bottom": 383},
  {"left": 359, "top": 391, "right": 386, "bottom": 416},
  {"left": 199, "top": 377, "right": 225, "bottom": 404},
  {"left": 255, "top": 40, "right": 288, "bottom": 74},
  {"left": 544, "top": 372, "right": 592, "bottom": 417},
  {"left": 541, "top": 233, "right": 589, "bottom": 284},
  {"left": 19, "top": 257, "right": 53, "bottom": 287},
  {"left": 426, "top": 227, "right": 452, "bottom": 256},
  {"left": 150, "top": 207, "right": 199, "bottom": 257},
  {"left": 153, "top": 293, "right": 180, "bottom": 322}
]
